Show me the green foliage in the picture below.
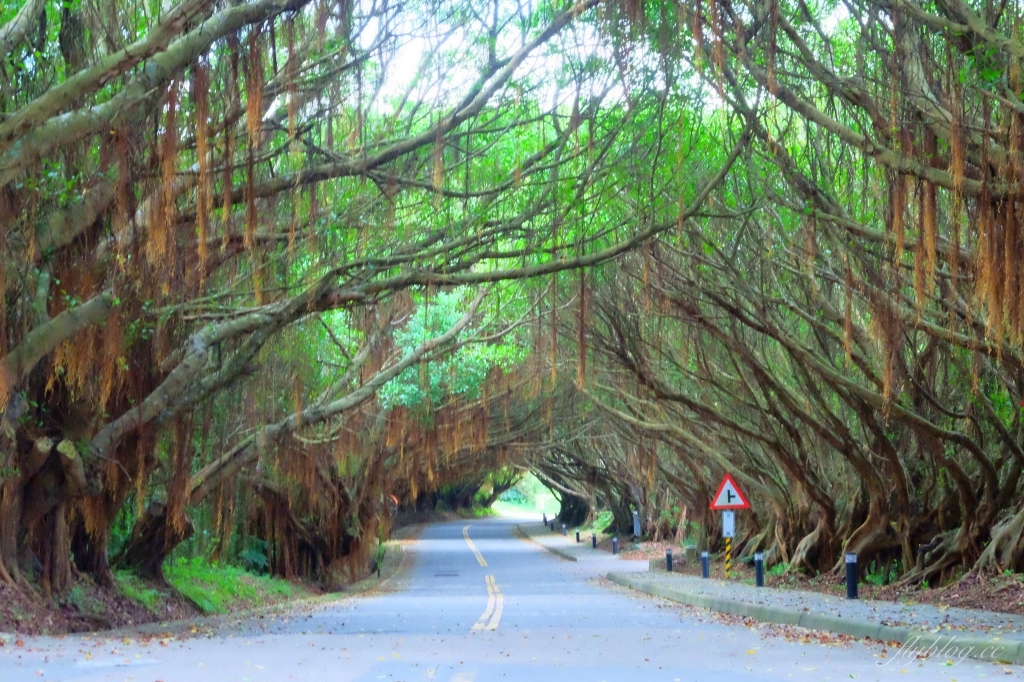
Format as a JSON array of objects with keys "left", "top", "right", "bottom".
[
  {"left": 239, "top": 538, "right": 270, "bottom": 574},
  {"left": 498, "top": 488, "right": 527, "bottom": 504},
  {"left": 63, "top": 584, "right": 105, "bottom": 616},
  {"left": 767, "top": 561, "right": 789, "bottom": 578},
  {"left": 864, "top": 561, "right": 901, "bottom": 587},
  {"left": 378, "top": 290, "right": 528, "bottom": 412},
  {"left": 491, "top": 473, "right": 561, "bottom": 517},
  {"left": 164, "top": 558, "right": 295, "bottom": 614},
  {"left": 114, "top": 571, "right": 168, "bottom": 614}
]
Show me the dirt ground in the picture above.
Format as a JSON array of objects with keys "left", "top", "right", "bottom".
[
  {"left": 615, "top": 539, "right": 1024, "bottom": 617},
  {"left": 0, "top": 577, "right": 200, "bottom": 636}
]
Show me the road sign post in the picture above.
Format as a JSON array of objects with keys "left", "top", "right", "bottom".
[
  {"left": 721, "top": 510, "right": 735, "bottom": 579},
  {"left": 721, "top": 510, "right": 735, "bottom": 537},
  {"left": 710, "top": 474, "right": 749, "bottom": 582}
]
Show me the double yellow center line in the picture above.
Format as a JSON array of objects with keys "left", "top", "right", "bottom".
[
  {"left": 463, "top": 524, "right": 487, "bottom": 566},
  {"left": 471, "top": 575, "right": 504, "bottom": 631},
  {"left": 462, "top": 525, "right": 503, "bottom": 632}
]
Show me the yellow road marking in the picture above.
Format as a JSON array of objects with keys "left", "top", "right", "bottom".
[
  {"left": 486, "top": 577, "right": 504, "bottom": 630},
  {"left": 463, "top": 525, "right": 487, "bottom": 567},
  {"left": 471, "top": 575, "right": 504, "bottom": 632}
]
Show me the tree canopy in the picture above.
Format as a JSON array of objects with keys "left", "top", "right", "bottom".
[{"left": 3, "top": 0, "right": 1024, "bottom": 599}]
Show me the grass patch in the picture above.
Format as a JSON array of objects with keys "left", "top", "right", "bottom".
[
  {"left": 115, "top": 571, "right": 168, "bottom": 614},
  {"left": 63, "top": 584, "right": 106, "bottom": 616},
  {"left": 164, "top": 558, "right": 297, "bottom": 614}
]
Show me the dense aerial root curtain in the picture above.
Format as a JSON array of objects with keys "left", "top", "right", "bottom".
[
  {"left": 577, "top": 267, "right": 587, "bottom": 390},
  {"left": 194, "top": 60, "right": 212, "bottom": 280},
  {"left": 151, "top": 81, "right": 179, "bottom": 269},
  {"left": 245, "top": 26, "right": 265, "bottom": 251},
  {"left": 550, "top": 271, "right": 558, "bottom": 385},
  {"left": 569, "top": 0, "right": 1024, "bottom": 583}
]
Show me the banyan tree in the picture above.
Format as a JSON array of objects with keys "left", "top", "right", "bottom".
[
  {"left": 0, "top": 0, "right": 736, "bottom": 595},
  {"left": 5, "top": 0, "right": 1024, "bottom": 603},
  {"left": 547, "top": 0, "right": 1024, "bottom": 584}
]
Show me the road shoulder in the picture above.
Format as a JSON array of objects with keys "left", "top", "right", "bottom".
[{"left": 608, "top": 570, "right": 1024, "bottom": 665}]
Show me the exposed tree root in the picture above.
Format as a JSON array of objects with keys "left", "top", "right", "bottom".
[
  {"left": 975, "top": 506, "right": 1024, "bottom": 575},
  {"left": 899, "top": 529, "right": 966, "bottom": 586},
  {"left": 790, "top": 514, "right": 836, "bottom": 574}
]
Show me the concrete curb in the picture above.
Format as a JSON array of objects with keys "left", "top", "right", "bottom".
[
  {"left": 607, "top": 572, "right": 1024, "bottom": 665},
  {"left": 514, "top": 525, "right": 578, "bottom": 562}
]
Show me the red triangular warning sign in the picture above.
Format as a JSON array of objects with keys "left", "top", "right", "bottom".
[{"left": 709, "top": 473, "right": 750, "bottom": 510}]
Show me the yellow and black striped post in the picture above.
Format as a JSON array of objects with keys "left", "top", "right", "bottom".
[{"left": 724, "top": 537, "right": 732, "bottom": 579}]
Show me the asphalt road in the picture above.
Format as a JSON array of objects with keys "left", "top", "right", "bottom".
[{"left": 0, "top": 517, "right": 1000, "bottom": 681}]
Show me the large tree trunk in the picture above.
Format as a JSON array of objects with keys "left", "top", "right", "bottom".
[
  {"left": 556, "top": 493, "right": 590, "bottom": 527},
  {"left": 70, "top": 520, "right": 112, "bottom": 586},
  {"left": 790, "top": 511, "right": 836, "bottom": 574},
  {"left": 974, "top": 506, "right": 1024, "bottom": 574},
  {"left": 115, "top": 501, "right": 194, "bottom": 581}
]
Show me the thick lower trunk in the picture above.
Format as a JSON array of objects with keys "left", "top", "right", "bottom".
[
  {"left": 39, "top": 502, "right": 73, "bottom": 596},
  {"left": 115, "top": 501, "right": 194, "bottom": 580},
  {"left": 738, "top": 524, "right": 771, "bottom": 562},
  {"left": 70, "top": 516, "right": 113, "bottom": 587},
  {"left": 556, "top": 494, "right": 590, "bottom": 527},
  {"left": 0, "top": 478, "right": 24, "bottom": 585},
  {"left": 790, "top": 514, "right": 831, "bottom": 573},
  {"left": 832, "top": 503, "right": 895, "bottom": 576}
]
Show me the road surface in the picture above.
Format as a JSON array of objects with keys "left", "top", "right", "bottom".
[{"left": 0, "top": 517, "right": 1001, "bottom": 680}]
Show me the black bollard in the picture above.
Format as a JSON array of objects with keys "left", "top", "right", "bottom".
[
  {"left": 562, "top": 523, "right": 567, "bottom": 536},
  {"left": 575, "top": 530, "right": 580, "bottom": 543},
  {"left": 591, "top": 533, "right": 597, "bottom": 549},
  {"left": 543, "top": 513, "right": 547, "bottom": 525},
  {"left": 612, "top": 537, "right": 618, "bottom": 554},
  {"left": 666, "top": 548, "right": 673, "bottom": 572},
  {"left": 701, "top": 550, "right": 710, "bottom": 578},
  {"left": 846, "top": 553, "right": 858, "bottom": 599},
  {"left": 550, "top": 520, "right": 555, "bottom": 531},
  {"left": 754, "top": 552, "right": 764, "bottom": 587}
]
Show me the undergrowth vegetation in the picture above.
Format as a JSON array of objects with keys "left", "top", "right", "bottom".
[{"left": 163, "top": 559, "right": 297, "bottom": 614}]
